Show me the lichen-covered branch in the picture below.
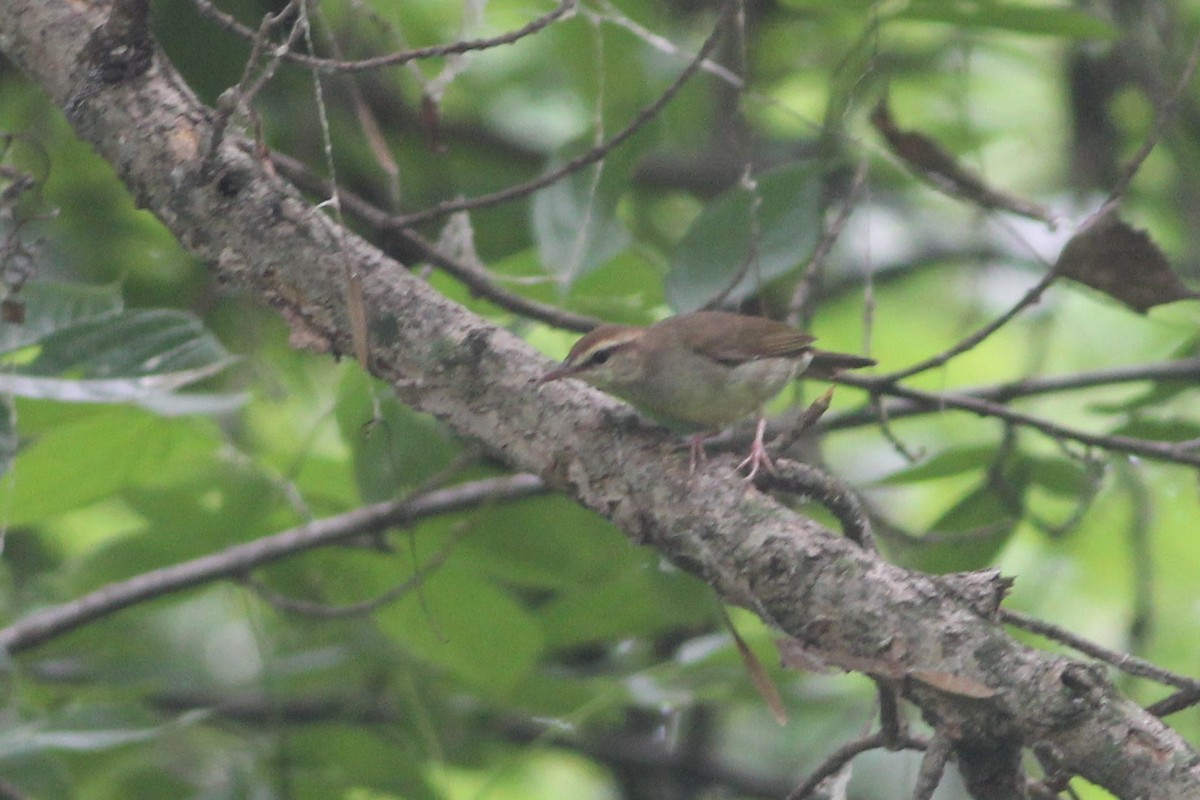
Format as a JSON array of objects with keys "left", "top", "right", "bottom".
[{"left": 0, "top": 3, "right": 1198, "bottom": 797}]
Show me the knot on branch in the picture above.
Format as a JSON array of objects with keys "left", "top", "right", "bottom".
[{"left": 67, "top": 0, "right": 155, "bottom": 121}]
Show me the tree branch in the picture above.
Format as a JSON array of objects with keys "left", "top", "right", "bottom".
[
  {"left": 0, "top": 475, "right": 545, "bottom": 652},
  {"left": 2, "top": 3, "right": 1198, "bottom": 797}
]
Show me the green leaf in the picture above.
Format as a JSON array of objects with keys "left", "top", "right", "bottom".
[
  {"left": 1108, "top": 418, "right": 1200, "bottom": 442},
  {"left": 335, "top": 368, "right": 459, "bottom": 501},
  {"left": 378, "top": 560, "right": 543, "bottom": 695},
  {"left": 887, "top": 480, "right": 1022, "bottom": 573},
  {"left": 15, "top": 309, "right": 234, "bottom": 376},
  {"left": 1023, "top": 455, "right": 1095, "bottom": 498},
  {"left": 0, "top": 281, "right": 241, "bottom": 412},
  {"left": 0, "top": 279, "right": 123, "bottom": 355},
  {"left": 0, "top": 405, "right": 219, "bottom": 527},
  {"left": 665, "top": 162, "right": 823, "bottom": 312},
  {"left": 897, "top": 1, "right": 1116, "bottom": 39},
  {"left": 533, "top": 139, "right": 639, "bottom": 290},
  {"left": 877, "top": 444, "right": 997, "bottom": 484},
  {"left": 538, "top": 563, "right": 713, "bottom": 649},
  {"left": 458, "top": 496, "right": 637, "bottom": 589}
]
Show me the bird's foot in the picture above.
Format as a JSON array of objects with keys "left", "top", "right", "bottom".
[{"left": 736, "top": 417, "right": 777, "bottom": 481}]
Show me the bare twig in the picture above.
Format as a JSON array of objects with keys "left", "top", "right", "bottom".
[
  {"left": 240, "top": 527, "right": 463, "bottom": 619},
  {"left": 784, "top": 730, "right": 927, "bottom": 800},
  {"left": 191, "top": 0, "right": 578, "bottom": 73},
  {"left": 269, "top": 150, "right": 603, "bottom": 333},
  {"left": 911, "top": 730, "right": 952, "bottom": 800},
  {"left": 754, "top": 459, "right": 874, "bottom": 550},
  {"left": 391, "top": 0, "right": 735, "bottom": 226},
  {"left": 0, "top": 475, "right": 546, "bottom": 654},
  {"left": 1001, "top": 608, "right": 1200, "bottom": 693},
  {"left": 874, "top": 266, "right": 1060, "bottom": 384},
  {"left": 824, "top": 358, "right": 1200, "bottom": 431},
  {"left": 832, "top": 372, "right": 1200, "bottom": 469},
  {"left": 1102, "top": 32, "right": 1200, "bottom": 210},
  {"left": 1147, "top": 687, "right": 1200, "bottom": 718}
]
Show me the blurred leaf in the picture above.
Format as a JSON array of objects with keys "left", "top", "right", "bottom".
[
  {"left": 0, "top": 280, "right": 242, "bottom": 413},
  {"left": 0, "top": 405, "right": 220, "bottom": 527},
  {"left": 284, "top": 726, "right": 440, "bottom": 800},
  {"left": 665, "top": 162, "right": 823, "bottom": 313},
  {"left": 898, "top": 1, "right": 1116, "bottom": 39},
  {"left": 533, "top": 168, "right": 631, "bottom": 289},
  {"left": 0, "top": 279, "right": 123, "bottom": 355},
  {"left": 870, "top": 99, "right": 1052, "bottom": 222},
  {"left": 877, "top": 444, "right": 996, "bottom": 484},
  {"left": 538, "top": 563, "right": 712, "bottom": 649},
  {"left": 336, "top": 368, "right": 459, "bottom": 501},
  {"left": 0, "top": 708, "right": 206, "bottom": 759},
  {"left": 458, "top": 495, "right": 635, "bottom": 589},
  {"left": 0, "top": 399, "right": 14, "bottom": 479},
  {"left": 887, "top": 480, "right": 1022, "bottom": 573},
  {"left": 534, "top": 138, "right": 644, "bottom": 290},
  {"left": 1023, "top": 454, "right": 1096, "bottom": 498},
  {"left": 378, "top": 560, "right": 543, "bottom": 694},
  {"left": 1108, "top": 417, "right": 1200, "bottom": 442}
]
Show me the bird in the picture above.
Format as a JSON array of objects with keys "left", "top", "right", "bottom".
[{"left": 540, "top": 311, "right": 875, "bottom": 479}]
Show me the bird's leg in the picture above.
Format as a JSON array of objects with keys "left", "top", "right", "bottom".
[{"left": 736, "top": 416, "right": 777, "bottom": 481}]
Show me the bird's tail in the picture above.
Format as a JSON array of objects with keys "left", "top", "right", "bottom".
[{"left": 807, "top": 349, "right": 876, "bottom": 380}]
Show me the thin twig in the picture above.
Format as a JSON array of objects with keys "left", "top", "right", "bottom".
[
  {"left": 754, "top": 459, "right": 874, "bottom": 550},
  {"left": 191, "top": 0, "right": 578, "bottom": 73},
  {"left": 788, "top": 159, "right": 870, "bottom": 328},
  {"left": 1147, "top": 687, "right": 1200, "bottom": 718},
  {"left": 391, "top": 0, "right": 736, "bottom": 226},
  {"left": 268, "top": 150, "right": 603, "bottom": 332},
  {"left": 241, "top": 527, "right": 464, "bottom": 619},
  {"left": 784, "top": 730, "right": 927, "bottom": 800},
  {"left": 874, "top": 266, "right": 1060, "bottom": 384},
  {"left": 1102, "top": 31, "right": 1200, "bottom": 210},
  {"left": 0, "top": 475, "right": 546, "bottom": 654},
  {"left": 1001, "top": 608, "right": 1200, "bottom": 692},
  {"left": 824, "top": 358, "right": 1200, "bottom": 431},
  {"left": 832, "top": 372, "right": 1200, "bottom": 469}
]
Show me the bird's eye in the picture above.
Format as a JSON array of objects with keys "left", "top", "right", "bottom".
[{"left": 590, "top": 349, "right": 612, "bottom": 366}]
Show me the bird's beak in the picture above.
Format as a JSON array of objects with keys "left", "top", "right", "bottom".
[{"left": 538, "top": 364, "right": 576, "bottom": 384}]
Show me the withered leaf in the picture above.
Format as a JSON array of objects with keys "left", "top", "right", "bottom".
[
  {"left": 909, "top": 669, "right": 996, "bottom": 699},
  {"left": 724, "top": 613, "right": 787, "bottom": 725},
  {"left": 1055, "top": 210, "right": 1200, "bottom": 313},
  {"left": 870, "top": 99, "right": 1054, "bottom": 224}
]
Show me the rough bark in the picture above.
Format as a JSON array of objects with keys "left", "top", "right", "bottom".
[{"left": 0, "top": 2, "right": 1197, "bottom": 797}]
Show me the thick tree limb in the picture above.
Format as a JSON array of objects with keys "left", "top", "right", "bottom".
[{"left": 1, "top": 3, "right": 1198, "bottom": 797}]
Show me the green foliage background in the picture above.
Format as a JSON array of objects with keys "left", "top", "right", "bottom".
[{"left": 1, "top": 1, "right": 1200, "bottom": 798}]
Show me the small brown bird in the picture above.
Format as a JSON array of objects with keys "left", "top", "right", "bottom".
[{"left": 541, "top": 311, "right": 875, "bottom": 478}]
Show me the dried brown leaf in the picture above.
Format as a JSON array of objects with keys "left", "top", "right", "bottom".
[
  {"left": 871, "top": 99, "right": 1054, "bottom": 224},
  {"left": 724, "top": 611, "right": 787, "bottom": 725},
  {"left": 909, "top": 669, "right": 996, "bottom": 699},
  {"left": 1055, "top": 210, "right": 1200, "bottom": 313}
]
